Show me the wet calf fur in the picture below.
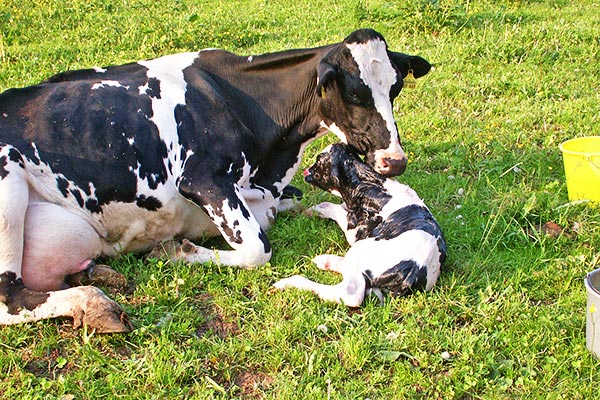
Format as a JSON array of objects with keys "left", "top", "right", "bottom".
[{"left": 274, "top": 144, "right": 446, "bottom": 306}]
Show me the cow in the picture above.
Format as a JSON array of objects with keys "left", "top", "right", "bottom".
[
  {"left": 0, "top": 29, "right": 431, "bottom": 332},
  {"left": 273, "top": 143, "right": 446, "bottom": 306}
]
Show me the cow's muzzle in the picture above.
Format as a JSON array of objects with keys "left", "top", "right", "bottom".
[{"left": 374, "top": 154, "right": 407, "bottom": 177}]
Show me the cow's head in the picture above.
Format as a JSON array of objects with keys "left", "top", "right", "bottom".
[{"left": 316, "top": 29, "right": 431, "bottom": 177}]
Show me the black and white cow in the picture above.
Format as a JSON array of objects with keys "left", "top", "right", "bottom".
[
  {"left": 274, "top": 143, "right": 446, "bottom": 306},
  {"left": 0, "top": 29, "right": 430, "bottom": 331}
]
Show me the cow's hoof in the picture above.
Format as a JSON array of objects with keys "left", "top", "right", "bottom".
[
  {"left": 147, "top": 239, "right": 197, "bottom": 261},
  {"left": 147, "top": 240, "right": 180, "bottom": 260},
  {"left": 88, "top": 264, "right": 128, "bottom": 289},
  {"left": 180, "top": 239, "right": 197, "bottom": 254},
  {"left": 67, "top": 263, "right": 128, "bottom": 290},
  {"left": 282, "top": 185, "right": 303, "bottom": 200},
  {"left": 72, "top": 287, "right": 133, "bottom": 333}
]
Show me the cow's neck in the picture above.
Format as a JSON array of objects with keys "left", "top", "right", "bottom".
[{"left": 198, "top": 46, "right": 332, "bottom": 142}]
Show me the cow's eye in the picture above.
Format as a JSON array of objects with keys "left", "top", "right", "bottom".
[{"left": 346, "top": 92, "right": 362, "bottom": 105}]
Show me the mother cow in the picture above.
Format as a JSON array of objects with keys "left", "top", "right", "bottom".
[{"left": 0, "top": 29, "right": 430, "bottom": 332}]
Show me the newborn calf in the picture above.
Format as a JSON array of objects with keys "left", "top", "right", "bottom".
[{"left": 274, "top": 144, "right": 446, "bottom": 306}]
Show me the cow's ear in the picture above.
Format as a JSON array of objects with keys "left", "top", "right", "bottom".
[
  {"left": 388, "top": 52, "right": 432, "bottom": 79},
  {"left": 316, "top": 62, "right": 337, "bottom": 98}
]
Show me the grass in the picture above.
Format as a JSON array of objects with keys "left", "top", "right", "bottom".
[{"left": 1, "top": 0, "right": 600, "bottom": 398}]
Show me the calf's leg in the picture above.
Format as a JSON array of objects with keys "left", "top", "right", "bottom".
[
  {"left": 312, "top": 254, "right": 345, "bottom": 272},
  {"left": 307, "top": 202, "right": 358, "bottom": 244},
  {"left": 273, "top": 257, "right": 366, "bottom": 307}
]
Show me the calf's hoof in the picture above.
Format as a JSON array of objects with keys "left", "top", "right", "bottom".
[{"left": 272, "top": 275, "right": 305, "bottom": 290}]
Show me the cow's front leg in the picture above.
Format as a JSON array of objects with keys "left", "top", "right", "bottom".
[
  {"left": 241, "top": 184, "right": 303, "bottom": 230},
  {"left": 240, "top": 186, "right": 278, "bottom": 231},
  {"left": 277, "top": 184, "right": 304, "bottom": 213},
  {"left": 174, "top": 179, "right": 272, "bottom": 268}
]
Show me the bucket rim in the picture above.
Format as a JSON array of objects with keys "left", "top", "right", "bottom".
[
  {"left": 560, "top": 136, "right": 600, "bottom": 156},
  {"left": 586, "top": 269, "right": 600, "bottom": 296}
]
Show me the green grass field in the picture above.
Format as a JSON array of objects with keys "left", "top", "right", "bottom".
[{"left": 1, "top": 0, "right": 600, "bottom": 398}]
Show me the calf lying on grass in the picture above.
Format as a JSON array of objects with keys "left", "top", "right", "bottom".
[{"left": 274, "top": 144, "right": 446, "bottom": 306}]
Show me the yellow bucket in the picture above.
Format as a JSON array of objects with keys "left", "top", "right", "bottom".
[{"left": 560, "top": 136, "right": 600, "bottom": 203}]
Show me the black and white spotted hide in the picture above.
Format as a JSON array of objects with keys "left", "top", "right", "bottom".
[{"left": 274, "top": 143, "right": 446, "bottom": 306}]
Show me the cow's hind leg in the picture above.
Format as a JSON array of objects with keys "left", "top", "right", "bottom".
[
  {"left": 21, "top": 202, "right": 105, "bottom": 292},
  {"left": 0, "top": 145, "right": 131, "bottom": 332},
  {"left": 0, "top": 278, "right": 132, "bottom": 333},
  {"left": 0, "top": 144, "right": 28, "bottom": 283},
  {"left": 23, "top": 202, "right": 127, "bottom": 292}
]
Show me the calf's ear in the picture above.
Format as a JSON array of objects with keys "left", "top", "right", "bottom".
[
  {"left": 316, "top": 61, "right": 337, "bottom": 98},
  {"left": 388, "top": 52, "right": 432, "bottom": 79}
]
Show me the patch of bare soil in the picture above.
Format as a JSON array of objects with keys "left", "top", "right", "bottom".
[
  {"left": 22, "top": 347, "right": 75, "bottom": 379},
  {"left": 197, "top": 312, "right": 239, "bottom": 338},
  {"left": 192, "top": 293, "right": 274, "bottom": 397},
  {"left": 234, "top": 370, "right": 275, "bottom": 398},
  {"left": 528, "top": 221, "right": 578, "bottom": 239},
  {"left": 195, "top": 294, "right": 239, "bottom": 339}
]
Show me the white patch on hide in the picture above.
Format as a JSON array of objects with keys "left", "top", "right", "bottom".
[
  {"left": 91, "top": 80, "right": 130, "bottom": 91},
  {"left": 346, "top": 39, "right": 405, "bottom": 160}
]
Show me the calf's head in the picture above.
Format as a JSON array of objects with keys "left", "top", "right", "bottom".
[
  {"left": 316, "top": 29, "right": 431, "bottom": 177},
  {"left": 304, "top": 143, "right": 385, "bottom": 199}
]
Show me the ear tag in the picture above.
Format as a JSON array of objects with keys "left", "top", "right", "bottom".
[
  {"left": 404, "top": 69, "right": 417, "bottom": 89},
  {"left": 321, "top": 85, "right": 327, "bottom": 98}
]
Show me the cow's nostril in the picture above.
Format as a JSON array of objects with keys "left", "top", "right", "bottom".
[{"left": 382, "top": 157, "right": 407, "bottom": 177}]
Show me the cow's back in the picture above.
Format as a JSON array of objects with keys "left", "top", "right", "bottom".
[{"left": 0, "top": 62, "right": 174, "bottom": 211}]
